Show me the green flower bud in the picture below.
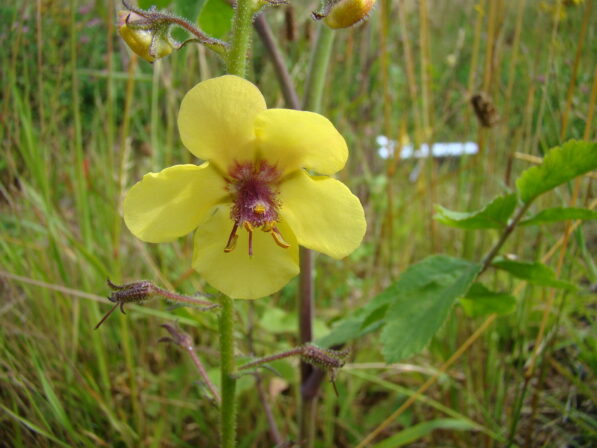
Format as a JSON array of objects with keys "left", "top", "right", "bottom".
[{"left": 118, "top": 11, "right": 174, "bottom": 62}]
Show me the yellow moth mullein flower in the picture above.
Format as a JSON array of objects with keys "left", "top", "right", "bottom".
[
  {"left": 324, "top": 0, "right": 376, "bottom": 29},
  {"left": 123, "top": 75, "right": 366, "bottom": 299}
]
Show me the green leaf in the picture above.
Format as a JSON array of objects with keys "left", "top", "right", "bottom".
[
  {"left": 459, "top": 283, "right": 516, "bottom": 317},
  {"left": 370, "top": 418, "right": 476, "bottom": 448},
  {"left": 139, "top": 0, "right": 173, "bottom": 9},
  {"left": 434, "top": 193, "right": 517, "bottom": 229},
  {"left": 492, "top": 258, "right": 577, "bottom": 290},
  {"left": 198, "top": 0, "right": 233, "bottom": 39},
  {"left": 260, "top": 307, "right": 329, "bottom": 339},
  {"left": 315, "top": 300, "right": 387, "bottom": 348},
  {"left": 519, "top": 207, "right": 597, "bottom": 226},
  {"left": 516, "top": 140, "right": 597, "bottom": 203},
  {"left": 380, "top": 256, "right": 481, "bottom": 362}
]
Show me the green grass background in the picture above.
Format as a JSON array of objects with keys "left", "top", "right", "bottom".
[{"left": 1, "top": 0, "right": 596, "bottom": 446}]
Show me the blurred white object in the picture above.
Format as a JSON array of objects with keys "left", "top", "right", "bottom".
[{"left": 377, "top": 135, "right": 478, "bottom": 160}]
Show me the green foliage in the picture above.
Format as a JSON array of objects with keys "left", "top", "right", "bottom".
[
  {"left": 319, "top": 256, "right": 481, "bottom": 359},
  {"left": 434, "top": 193, "right": 518, "bottom": 229},
  {"left": 516, "top": 140, "right": 597, "bottom": 203},
  {"left": 2, "top": 1, "right": 595, "bottom": 446},
  {"left": 380, "top": 256, "right": 481, "bottom": 362},
  {"left": 459, "top": 283, "right": 516, "bottom": 317},
  {"left": 139, "top": 0, "right": 173, "bottom": 8},
  {"left": 370, "top": 418, "right": 476, "bottom": 448},
  {"left": 259, "top": 306, "right": 329, "bottom": 339},
  {"left": 492, "top": 258, "right": 577, "bottom": 290},
  {"left": 198, "top": 0, "right": 234, "bottom": 39},
  {"left": 519, "top": 207, "right": 597, "bottom": 226}
]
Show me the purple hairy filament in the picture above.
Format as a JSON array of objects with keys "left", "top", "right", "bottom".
[{"left": 224, "top": 161, "right": 290, "bottom": 256}]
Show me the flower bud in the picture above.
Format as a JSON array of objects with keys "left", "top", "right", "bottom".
[
  {"left": 323, "top": 0, "right": 376, "bottom": 29},
  {"left": 118, "top": 11, "right": 174, "bottom": 62}
]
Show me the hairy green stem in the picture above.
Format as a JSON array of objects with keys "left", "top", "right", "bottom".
[
  {"left": 217, "top": 2, "right": 257, "bottom": 444},
  {"left": 227, "top": 0, "right": 254, "bottom": 77},
  {"left": 299, "top": 23, "right": 335, "bottom": 448},
  {"left": 219, "top": 296, "right": 236, "bottom": 448},
  {"left": 303, "top": 25, "right": 335, "bottom": 112}
]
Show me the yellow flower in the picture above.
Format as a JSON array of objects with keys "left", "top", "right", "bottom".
[{"left": 123, "top": 76, "right": 366, "bottom": 299}]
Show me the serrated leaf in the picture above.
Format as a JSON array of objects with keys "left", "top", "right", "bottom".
[
  {"left": 380, "top": 256, "right": 481, "bottom": 362},
  {"left": 516, "top": 140, "right": 597, "bottom": 203},
  {"left": 317, "top": 255, "right": 477, "bottom": 348},
  {"left": 492, "top": 258, "right": 577, "bottom": 290},
  {"left": 459, "top": 283, "right": 516, "bottom": 317},
  {"left": 434, "top": 193, "right": 517, "bottom": 229},
  {"left": 519, "top": 207, "right": 597, "bottom": 226},
  {"left": 198, "top": 0, "right": 233, "bottom": 39}
]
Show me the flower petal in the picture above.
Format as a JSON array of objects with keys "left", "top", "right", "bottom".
[
  {"left": 124, "top": 163, "right": 227, "bottom": 243},
  {"left": 178, "top": 75, "right": 266, "bottom": 172},
  {"left": 254, "top": 109, "right": 348, "bottom": 175},
  {"left": 279, "top": 171, "right": 366, "bottom": 259},
  {"left": 192, "top": 205, "right": 299, "bottom": 299}
]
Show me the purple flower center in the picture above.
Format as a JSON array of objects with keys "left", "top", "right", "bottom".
[{"left": 224, "top": 161, "right": 290, "bottom": 256}]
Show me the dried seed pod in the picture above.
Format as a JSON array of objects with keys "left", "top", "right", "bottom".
[{"left": 471, "top": 92, "right": 499, "bottom": 128}]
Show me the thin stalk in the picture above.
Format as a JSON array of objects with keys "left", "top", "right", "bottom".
[
  {"left": 226, "top": 0, "right": 255, "bottom": 77},
  {"left": 584, "top": 67, "right": 597, "bottom": 140},
  {"left": 466, "top": 0, "right": 484, "bottom": 96},
  {"left": 219, "top": 296, "right": 236, "bottom": 448},
  {"left": 35, "top": 0, "right": 44, "bottom": 136},
  {"left": 303, "top": 25, "right": 335, "bottom": 112},
  {"left": 418, "top": 0, "right": 438, "bottom": 253},
  {"left": 299, "top": 23, "right": 335, "bottom": 448},
  {"left": 505, "top": 0, "right": 526, "bottom": 113},
  {"left": 253, "top": 14, "right": 300, "bottom": 109},
  {"left": 161, "top": 323, "right": 221, "bottom": 404},
  {"left": 379, "top": 0, "right": 394, "bottom": 272},
  {"left": 188, "top": 349, "right": 221, "bottom": 404},
  {"left": 112, "top": 53, "right": 138, "bottom": 271},
  {"left": 559, "top": 0, "right": 592, "bottom": 140},
  {"left": 217, "top": 2, "right": 256, "bottom": 443},
  {"left": 479, "top": 201, "right": 532, "bottom": 274}
]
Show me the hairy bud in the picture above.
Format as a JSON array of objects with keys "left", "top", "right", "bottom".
[{"left": 118, "top": 11, "right": 174, "bottom": 62}]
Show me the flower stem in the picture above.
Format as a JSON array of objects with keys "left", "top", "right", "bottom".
[
  {"left": 219, "top": 296, "right": 236, "bottom": 448},
  {"left": 299, "top": 23, "right": 335, "bottom": 448},
  {"left": 227, "top": 0, "right": 254, "bottom": 77},
  {"left": 303, "top": 25, "right": 335, "bottom": 112}
]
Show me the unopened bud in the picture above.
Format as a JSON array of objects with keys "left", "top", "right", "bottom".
[
  {"left": 118, "top": 11, "right": 174, "bottom": 62},
  {"left": 301, "top": 345, "right": 349, "bottom": 370},
  {"left": 315, "top": 0, "right": 376, "bottom": 29},
  {"left": 107, "top": 278, "right": 157, "bottom": 306}
]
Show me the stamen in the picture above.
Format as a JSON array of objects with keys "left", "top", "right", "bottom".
[
  {"left": 243, "top": 221, "right": 254, "bottom": 233},
  {"left": 253, "top": 203, "right": 267, "bottom": 215},
  {"left": 247, "top": 226, "right": 254, "bottom": 257},
  {"left": 271, "top": 226, "right": 290, "bottom": 249},
  {"left": 262, "top": 221, "right": 274, "bottom": 232},
  {"left": 224, "top": 222, "right": 239, "bottom": 253}
]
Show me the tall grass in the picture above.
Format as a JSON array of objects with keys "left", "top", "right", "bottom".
[{"left": 1, "top": 0, "right": 596, "bottom": 446}]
